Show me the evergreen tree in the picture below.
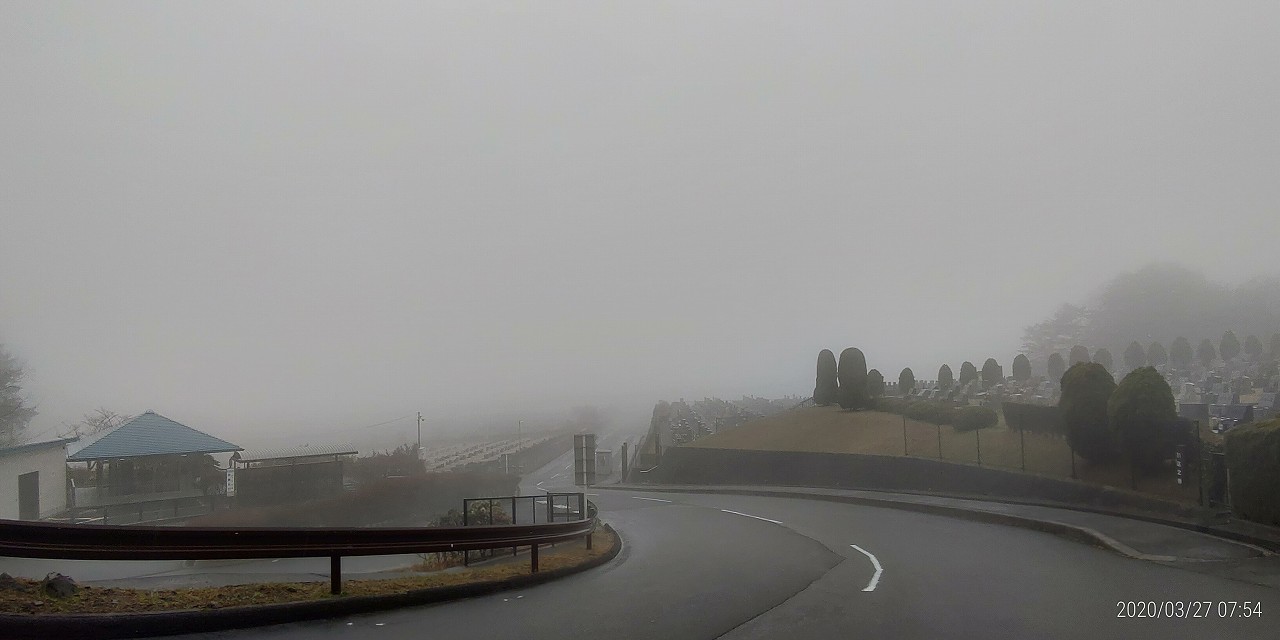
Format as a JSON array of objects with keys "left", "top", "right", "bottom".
[
  {"left": 1060, "top": 362, "right": 1119, "bottom": 463},
  {"left": 1146, "top": 341, "right": 1168, "bottom": 368},
  {"left": 837, "top": 348, "right": 870, "bottom": 410},
  {"left": 1169, "top": 337, "right": 1193, "bottom": 370},
  {"left": 1109, "top": 367, "right": 1178, "bottom": 474},
  {"left": 1093, "top": 348, "right": 1114, "bottom": 371},
  {"left": 958, "top": 361, "right": 978, "bottom": 387},
  {"left": 1123, "top": 341, "right": 1146, "bottom": 370},
  {"left": 898, "top": 368, "right": 915, "bottom": 396},
  {"left": 867, "top": 369, "right": 886, "bottom": 397},
  {"left": 937, "top": 364, "right": 954, "bottom": 391},
  {"left": 1220, "top": 330, "right": 1241, "bottom": 362},
  {"left": 1047, "top": 353, "right": 1067, "bottom": 382},
  {"left": 813, "top": 349, "right": 839, "bottom": 406},
  {"left": 1069, "top": 345, "right": 1090, "bottom": 366},
  {"left": 981, "top": 358, "right": 1002, "bottom": 386},
  {"left": 1244, "top": 334, "right": 1263, "bottom": 360},
  {"left": 1197, "top": 338, "right": 1217, "bottom": 368},
  {"left": 1011, "top": 354, "right": 1032, "bottom": 382}
]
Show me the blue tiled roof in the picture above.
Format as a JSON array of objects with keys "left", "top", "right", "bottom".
[{"left": 67, "top": 411, "right": 241, "bottom": 461}]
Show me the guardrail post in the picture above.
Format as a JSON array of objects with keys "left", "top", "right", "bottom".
[
  {"left": 330, "top": 555, "right": 342, "bottom": 595},
  {"left": 530, "top": 543, "right": 539, "bottom": 573},
  {"left": 586, "top": 531, "right": 592, "bottom": 550}
]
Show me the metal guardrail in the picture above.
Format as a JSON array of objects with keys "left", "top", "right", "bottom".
[{"left": 0, "top": 499, "right": 597, "bottom": 595}]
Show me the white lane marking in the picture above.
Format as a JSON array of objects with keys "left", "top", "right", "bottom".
[
  {"left": 720, "top": 509, "right": 782, "bottom": 525},
  {"left": 551, "top": 473, "right": 562, "bottom": 479},
  {"left": 586, "top": 493, "right": 598, "bottom": 496},
  {"left": 850, "top": 544, "right": 883, "bottom": 592},
  {"left": 631, "top": 496, "right": 672, "bottom": 503}
]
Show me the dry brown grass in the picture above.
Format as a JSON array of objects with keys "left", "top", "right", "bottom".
[
  {"left": 0, "top": 529, "right": 617, "bottom": 616},
  {"left": 691, "top": 406, "right": 1204, "bottom": 503}
]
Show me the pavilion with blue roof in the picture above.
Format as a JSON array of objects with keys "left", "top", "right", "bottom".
[{"left": 66, "top": 411, "right": 241, "bottom": 523}]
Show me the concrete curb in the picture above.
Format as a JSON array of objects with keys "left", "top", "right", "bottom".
[
  {"left": 0, "top": 525, "right": 622, "bottom": 640},
  {"left": 600, "top": 485, "right": 1269, "bottom": 562}
]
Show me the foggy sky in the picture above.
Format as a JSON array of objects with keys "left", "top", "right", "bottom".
[{"left": 3, "top": 2, "right": 1279, "bottom": 448}]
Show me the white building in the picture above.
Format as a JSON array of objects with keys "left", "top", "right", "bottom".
[{"left": 0, "top": 438, "right": 74, "bottom": 520}]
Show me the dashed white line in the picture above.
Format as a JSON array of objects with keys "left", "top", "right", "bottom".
[
  {"left": 850, "top": 544, "right": 883, "bottom": 591},
  {"left": 631, "top": 496, "right": 672, "bottom": 503},
  {"left": 720, "top": 509, "right": 782, "bottom": 525}
]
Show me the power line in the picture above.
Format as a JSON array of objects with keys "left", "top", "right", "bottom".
[{"left": 314, "top": 414, "right": 414, "bottom": 434}]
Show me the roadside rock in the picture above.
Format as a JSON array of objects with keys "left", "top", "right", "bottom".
[
  {"left": 0, "top": 572, "right": 30, "bottom": 592},
  {"left": 41, "top": 572, "right": 78, "bottom": 598}
]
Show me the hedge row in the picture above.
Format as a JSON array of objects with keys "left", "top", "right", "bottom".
[
  {"left": 873, "top": 397, "right": 997, "bottom": 431},
  {"left": 953, "top": 405, "right": 999, "bottom": 432},
  {"left": 1001, "top": 401, "right": 1066, "bottom": 437},
  {"left": 1224, "top": 417, "right": 1280, "bottom": 526}
]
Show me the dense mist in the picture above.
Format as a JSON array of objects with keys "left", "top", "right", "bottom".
[{"left": 3, "top": 2, "right": 1279, "bottom": 448}]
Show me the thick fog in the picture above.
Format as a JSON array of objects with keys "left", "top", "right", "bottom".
[{"left": 2, "top": 2, "right": 1278, "bottom": 447}]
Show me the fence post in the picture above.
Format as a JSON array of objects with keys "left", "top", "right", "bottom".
[
  {"left": 330, "top": 556, "right": 342, "bottom": 595},
  {"left": 1069, "top": 444, "right": 1077, "bottom": 479},
  {"left": 975, "top": 428, "right": 982, "bottom": 466},
  {"left": 937, "top": 423, "right": 942, "bottom": 459},
  {"left": 902, "top": 414, "right": 908, "bottom": 456},
  {"left": 513, "top": 497, "right": 519, "bottom": 556},
  {"left": 1195, "top": 421, "right": 1204, "bottom": 507},
  {"left": 530, "top": 544, "right": 540, "bottom": 573},
  {"left": 1019, "top": 428, "right": 1026, "bottom": 472}
]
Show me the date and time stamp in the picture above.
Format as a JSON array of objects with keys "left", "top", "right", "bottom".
[{"left": 1116, "top": 601, "right": 1263, "bottom": 619}]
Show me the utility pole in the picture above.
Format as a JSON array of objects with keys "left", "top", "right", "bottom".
[{"left": 417, "top": 412, "right": 424, "bottom": 456}]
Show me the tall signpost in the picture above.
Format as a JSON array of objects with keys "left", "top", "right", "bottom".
[{"left": 574, "top": 434, "right": 597, "bottom": 486}]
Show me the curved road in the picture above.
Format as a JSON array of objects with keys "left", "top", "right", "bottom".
[{"left": 175, "top": 443, "right": 1276, "bottom": 640}]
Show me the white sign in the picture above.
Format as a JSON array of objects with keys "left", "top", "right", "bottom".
[{"left": 226, "top": 468, "right": 236, "bottom": 497}]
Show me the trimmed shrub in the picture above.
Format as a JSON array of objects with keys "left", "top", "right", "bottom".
[
  {"left": 1220, "top": 330, "right": 1241, "bottom": 362},
  {"left": 837, "top": 348, "right": 870, "bottom": 410},
  {"left": 898, "top": 368, "right": 915, "bottom": 396},
  {"left": 1169, "top": 337, "right": 1193, "bottom": 370},
  {"left": 1147, "top": 341, "right": 1168, "bottom": 368},
  {"left": 1069, "top": 345, "right": 1090, "bottom": 366},
  {"left": 1046, "top": 353, "right": 1066, "bottom": 382},
  {"left": 959, "top": 361, "right": 978, "bottom": 387},
  {"left": 981, "top": 358, "right": 1002, "bottom": 386},
  {"left": 867, "top": 369, "right": 886, "bottom": 397},
  {"left": 1124, "top": 341, "right": 1146, "bottom": 370},
  {"left": 1198, "top": 338, "right": 1217, "bottom": 368},
  {"left": 938, "top": 364, "right": 954, "bottom": 391},
  {"left": 953, "top": 406, "right": 998, "bottom": 432},
  {"left": 1109, "top": 366, "right": 1178, "bottom": 474},
  {"left": 1092, "top": 348, "right": 1114, "bottom": 372},
  {"left": 1011, "top": 354, "right": 1031, "bottom": 382},
  {"left": 1244, "top": 334, "right": 1263, "bottom": 360},
  {"left": 1225, "top": 418, "right": 1280, "bottom": 526},
  {"left": 1001, "top": 402, "right": 1066, "bottom": 437},
  {"left": 1060, "top": 362, "right": 1119, "bottom": 463},
  {"left": 904, "top": 400, "right": 957, "bottom": 425},
  {"left": 814, "top": 349, "right": 839, "bottom": 406}
]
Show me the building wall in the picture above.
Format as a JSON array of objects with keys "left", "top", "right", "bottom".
[{"left": 0, "top": 445, "right": 68, "bottom": 520}]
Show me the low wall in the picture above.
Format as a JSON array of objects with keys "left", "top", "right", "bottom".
[{"left": 642, "top": 447, "right": 1196, "bottom": 516}]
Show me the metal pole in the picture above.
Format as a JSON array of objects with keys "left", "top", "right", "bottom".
[
  {"left": 330, "top": 556, "right": 341, "bottom": 595},
  {"left": 530, "top": 544, "right": 540, "bottom": 573},
  {"left": 513, "top": 497, "right": 519, "bottom": 556},
  {"left": 903, "top": 414, "right": 908, "bottom": 456},
  {"left": 1195, "top": 420, "right": 1204, "bottom": 506},
  {"left": 1019, "top": 427, "right": 1026, "bottom": 472},
  {"left": 1070, "top": 444, "right": 1077, "bottom": 479},
  {"left": 417, "top": 412, "right": 422, "bottom": 453},
  {"left": 975, "top": 428, "right": 981, "bottom": 466}
]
